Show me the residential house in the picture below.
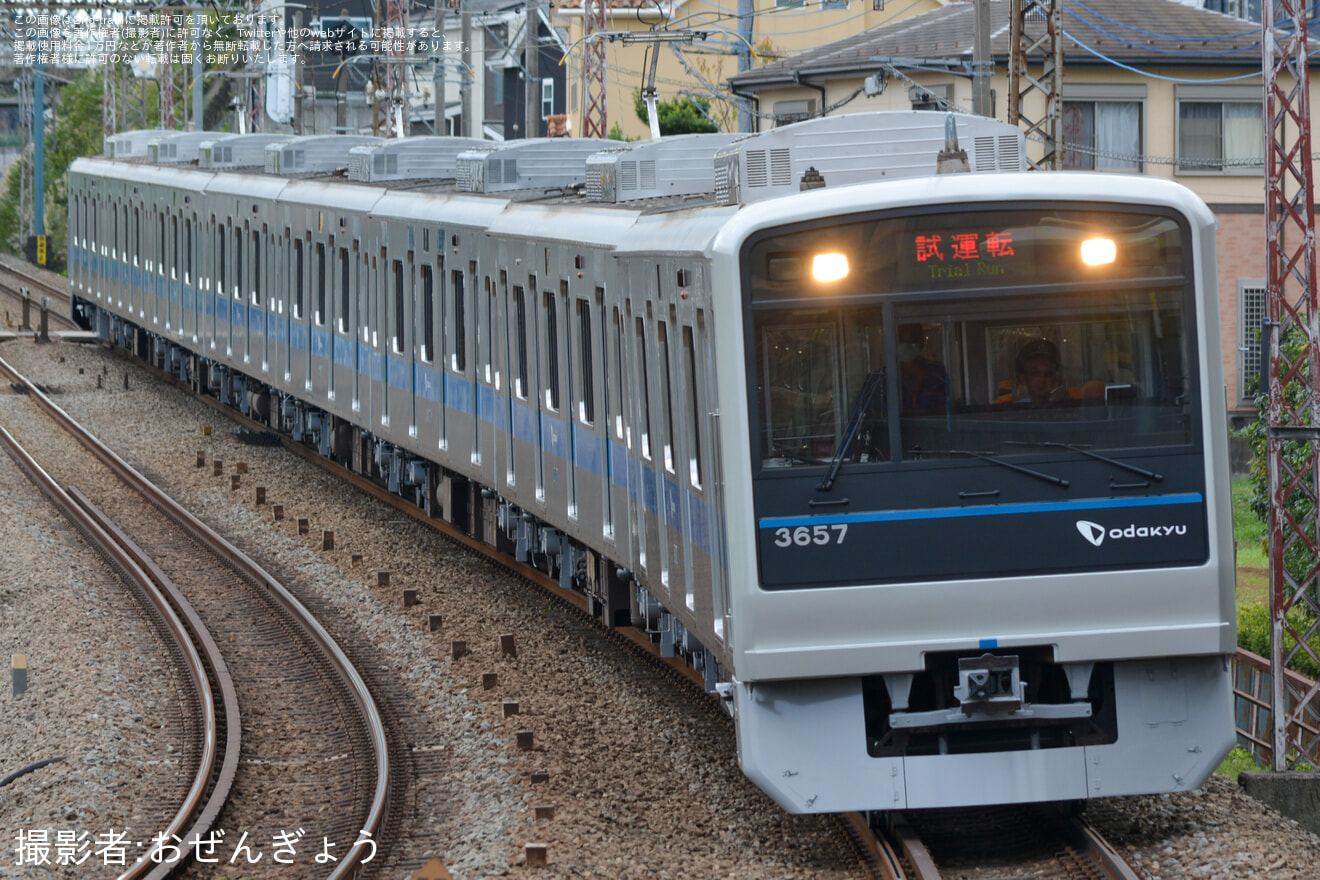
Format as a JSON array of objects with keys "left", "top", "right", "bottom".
[{"left": 546, "top": 0, "right": 944, "bottom": 140}]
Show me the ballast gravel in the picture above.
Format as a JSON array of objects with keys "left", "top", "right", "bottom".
[{"left": 3, "top": 336, "right": 1320, "bottom": 880}]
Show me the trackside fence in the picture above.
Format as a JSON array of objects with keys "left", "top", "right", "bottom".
[{"left": 1232, "top": 647, "right": 1320, "bottom": 768}]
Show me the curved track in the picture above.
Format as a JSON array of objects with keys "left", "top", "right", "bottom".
[{"left": 0, "top": 355, "right": 390, "bottom": 879}]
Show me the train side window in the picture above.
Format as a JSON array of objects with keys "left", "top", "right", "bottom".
[
  {"left": 312, "top": 243, "right": 324, "bottom": 324},
  {"left": 544, "top": 289, "right": 560, "bottom": 411},
  {"left": 577, "top": 297, "right": 594, "bottom": 425},
  {"left": 451, "top": 270, "right": 466, "bottom": 373},
  {"left": 393, "top": 259, "right": 405, "bottom": 353},
  {"left": 514, "top": 285, "right": 529, "bottom": 399},
  {"left": 233, "top": 227, "right": 243, "bottom": 298},
  {"left": 158, "top": 213, "right": 165, "bottom": 275},
  {"left": 636, "top": 315, "right": 652, "bottom": 461},
  {"left": 338, "top": 248, "right": 351, "bottom": 334},
  {"left": 185, "top": 219, "right": 193, "bottom": 284},
  {"left": 293, "top": 238, "right": 304, "bottom": 317},
  {"left": 484, "top": 276, "right": 497, "bottom": 384},
  {"left": 251, "top": 231, "right": 262, "bottom": 305},
  {"left": 171, "top": 215, "right": 179, "bottom": 280},
  {"left": 659, "top": 318, "right": 675, "bottom": 473},
  {"left": 613, "top": 306, "right": 626, "bottom": 442},
  {"left": 217, "top": 226, "right": 226, "bottom": 293},
  {"left": 684, "top": 323, "right": 703, "bottom": 488},
  {"left": 112, "top": 204, "right": 119, "bottom": 257},
  {"left": 420, "top": 264, "right": 435, "bottom": 362}
]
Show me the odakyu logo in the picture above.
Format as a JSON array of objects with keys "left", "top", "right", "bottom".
[{"left": 1075, "top": 519, "right": 1188, "bottom": 547}]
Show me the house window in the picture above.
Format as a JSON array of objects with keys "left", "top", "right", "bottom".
[
  {"left": 822, "top": 0, "right": 847, "bottom": 9},
  {"left": 1177, "top": 87, "right": 1263, "bottom": 173},
  {"left": 1239, "top": 280, "right": 1267, "bottom": 402},
  {"left": 541, "top": 78, "right": 554, "bottom": 119},
  {"left": 1063, "top": 101, "right": 1142, "bottom": 171},
  {"left": 775, "top": 0, "right": 806, "bottom": 8}
]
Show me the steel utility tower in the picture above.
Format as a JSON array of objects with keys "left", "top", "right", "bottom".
[
  {"left": 1008, "top": 0, "right": 1062, "bottom": 170},
  {"left": 1262, "top": 0, "right": 1320, "bottom": 771},
  {"left": 581, "top": 0, "right": 608, "bottom": 138}
]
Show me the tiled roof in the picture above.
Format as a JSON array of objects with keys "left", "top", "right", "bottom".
[
  {"left": 731, "top": 0, "right": 1261, "bottom": 88},
  {"left": 555, "top": 0, "right": 671, "bottom": 8}
]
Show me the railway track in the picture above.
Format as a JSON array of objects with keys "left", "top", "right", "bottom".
[
  {"left": 0, "top": 254, "right": 78, "bottom": 332},
  {"left": 107, "top": 338, "right": 1147, "bottom": 880},
  {"left": 0, "top": 355, "right": 391, "bottom": 879}
]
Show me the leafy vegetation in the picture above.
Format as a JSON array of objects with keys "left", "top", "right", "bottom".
[
  {"left": 0, "top": 69, "right": 105, "bottom": 273},
  {"left": 1215, "top": 745, "right": 1261, "bottom": 780},
  {"left": 633, "top": 90, "right": 719, "bottom": 136}
]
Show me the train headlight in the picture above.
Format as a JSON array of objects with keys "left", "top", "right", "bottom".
[
  {"left": 812, "top": 252, "right": 849, "bottom": 283},
  {"left": 1080, "top": 237, "right": 1116, "bottom": 266}
]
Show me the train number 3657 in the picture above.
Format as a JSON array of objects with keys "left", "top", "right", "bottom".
[{"left": 773, "top": 524, "right": 849, "bottom": 547}]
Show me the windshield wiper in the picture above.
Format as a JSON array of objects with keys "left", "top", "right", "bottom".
[
  {"left": 770, "top": 446, "right": 828, "bottom": 466},
  {"left": 818, "top": 370, "right": 886, "bottom": 492},
  {"left": 1004, "top": 441, "right": 1163, "bottom": 481},
  {"left": 949, "top": 449, "right": 1070, "bottom": 488}
]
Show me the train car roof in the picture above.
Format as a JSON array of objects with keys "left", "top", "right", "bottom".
[
  {"left": 278, "top": 177, "right": 387, "bottom": 211},
  {"left": 203, "top": 171, "right": 290, "bottom": 200},
  {"left": 370, "top": 190, "right": 509, "bottom": 228},
  {"left": 72, "top": 157, "right": 217, "bottom": 191},
  {"left": 487, "top": 201, "right": 639, "bottom": 248},
  {"left": 611, "top": 202, "right": 738, "bottom": 258}
]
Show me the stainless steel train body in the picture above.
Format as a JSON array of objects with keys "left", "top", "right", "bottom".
[{"left": 67, "top": 114, "right": 1235, "bottom": 814}]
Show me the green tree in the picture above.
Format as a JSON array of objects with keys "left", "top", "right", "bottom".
[
  {"left": 1244, "top": 322, "right": 1320, "bottom": 674},
  {"left": 0, "top": 69, "right": 104, "bottom": 273},
  {"left": 633, "top": 90, "right": 719, "bottom": 136}
]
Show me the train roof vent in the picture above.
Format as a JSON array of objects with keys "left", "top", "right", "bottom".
[
  {"left": 104, "top": 129, "right": 164, "bottom": 159},
  {"left": 199, "top": 134, "right": 293, "bottom": 169},
  {"left": 144, "top": 131, "right": 216, "bottom": 164},
  {"left": 712, "top": 111, "right": 1027, "bottom": 206},
  {"left": 584, "top": 133, "right": 740, "bottom": 203},
  {"left": 455, "top": 138, "right": 608, "bottom": 193},
  {"left": 346, "top": 136, "right": 490, "bottom": 182},
  {"left": 262, "top": 135, "right": 384, "bottom": 176}
]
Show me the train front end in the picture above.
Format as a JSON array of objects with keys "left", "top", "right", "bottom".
[{"left": 715, "top": 172, "right": 1236, "bottom": 813}]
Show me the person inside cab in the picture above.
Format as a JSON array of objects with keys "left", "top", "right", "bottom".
[
  {"left": 898, "top": 323, "right": 948, "bottom": 413},
  {"left": 1015, "top": 338, "right": 1068, "bottom": 404}
]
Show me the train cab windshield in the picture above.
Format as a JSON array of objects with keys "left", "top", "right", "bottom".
[{"left": 744, "top": 205, "right": 1206, "bottom": 587}]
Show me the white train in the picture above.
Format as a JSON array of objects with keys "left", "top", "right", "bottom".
[{"left": 68, "top": 112, "right": 1236, "bottom": 812}]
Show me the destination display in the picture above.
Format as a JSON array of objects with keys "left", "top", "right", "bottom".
[{"left": 747, "top": 207, "right": 1187, "bottom": 302}]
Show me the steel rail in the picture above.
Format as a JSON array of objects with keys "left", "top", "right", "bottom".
[
  {"left": 68, "top": 487, "right": 244, "bottom": 880},
  {"left": 0, "top": 422, "right": 222, "bottom": 879},
  {"left": 0, "top": 355, "right": 390, "bottom": 880}
]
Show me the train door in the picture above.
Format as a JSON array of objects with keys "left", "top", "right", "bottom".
[
  {"left": 354, "top": 245, "right": 366, "bottom": 415},
  {"left": 502, "top": 264, "right": 518, "bottom": 493},
  {"left": 215, "top": 219, "right": 230, "bottom": 356},
  {"left": 509, "top": 275, "right": 537, "bottom": 504},
  {"left": 477, "top": 264, "right": 499, "bottom": 486},
  {"left": 416, "top": 250, "right": 438, "bottom": 449},
  {"left": 250, "top": 225, "right": 265, "bottom": 369},
  {"left": 626, "top": 286, "right": 652, "bottom": 576},
  {"left": 183, "top": 213, "right": 195, "bottom": 342},
  {"left": 313, "top": 237, "right": 330, "bottom": 398},
  {"left": 228, "top": 222, "right": 244, "bottom": 361},
  {"left": 447, "top": 255, "right": 473, "bottom": 473},
  {"left": 694, "top": 301, "right": 729, "bottom": 644},
  {"left": 568, "top": 284, "right": 603, "bottom": 539},
  {"left": 656, "top": 296, "right": 684, "bottom": 601},
  {"left": 287, "top": 231, "right": 300, "bottom": 385},
  {"left": 375, "top": 242, "right": 390, "bottom": 431}
]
